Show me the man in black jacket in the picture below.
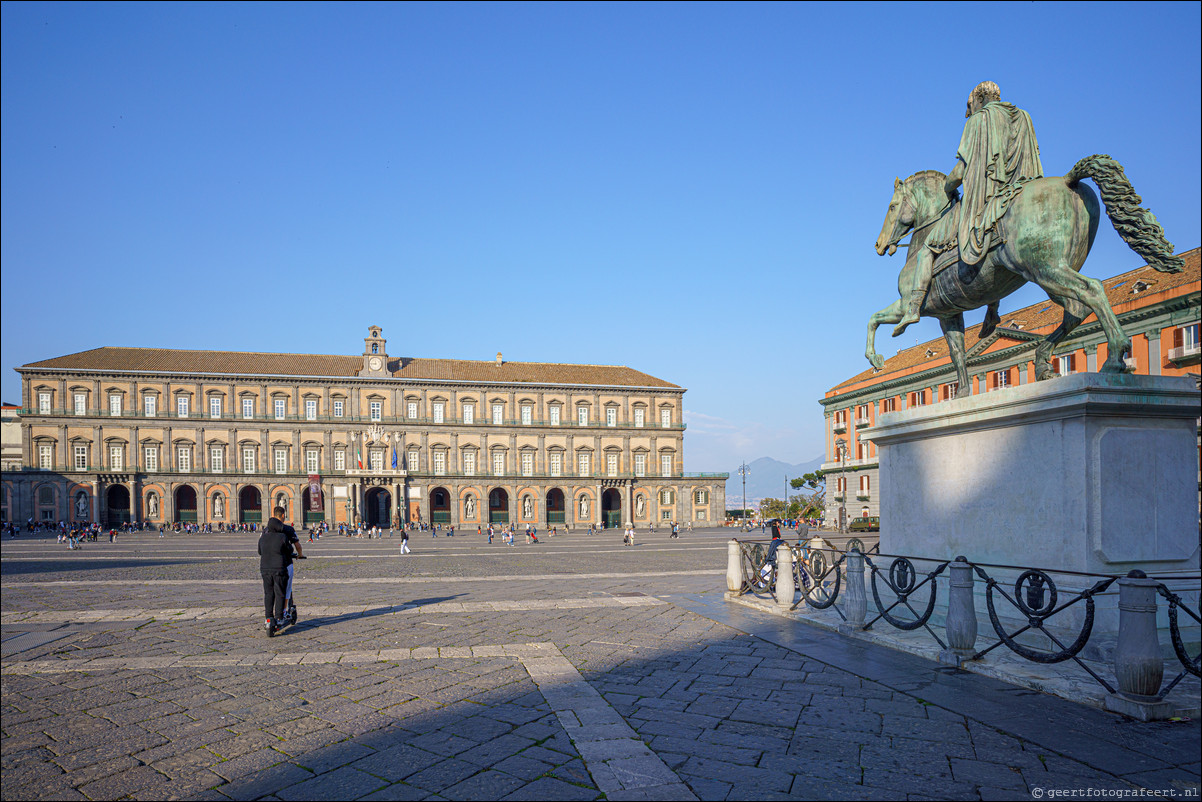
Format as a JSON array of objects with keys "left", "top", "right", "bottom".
[{"left": 258, "top": 507, "right": 293, "bottom": 637}]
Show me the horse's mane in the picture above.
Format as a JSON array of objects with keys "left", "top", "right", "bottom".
[{"left": 908, "top": 169, "right": 946, "bottom": 183}]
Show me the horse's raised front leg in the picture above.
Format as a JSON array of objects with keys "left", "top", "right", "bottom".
[
  {"left": 866, "top": 300, "right": 904, "bottom": 370},
  {"left": 1029, "top": 264, "right": 1131, "bottom": 373},
  {"left": 1033, "top": 296, "right": 1087, "bottom": 381},
  {"left": 939, "top": 313, "right": 969, "bottom": 394}
]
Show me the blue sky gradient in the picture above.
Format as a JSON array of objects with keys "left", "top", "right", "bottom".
[{"left": 3, "top": 1, "right": 1199, "bottom": 472}]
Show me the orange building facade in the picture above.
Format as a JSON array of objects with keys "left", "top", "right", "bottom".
[{"left": 819, "top": 248, "right": 1201, "bottom": 530}]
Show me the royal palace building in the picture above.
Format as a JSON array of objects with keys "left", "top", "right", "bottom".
[
  {"left": 819, "top": 248, "right": 1201, "bottom": 530},
  {"left": 2, "top": 327, "right": 727, "bottom": 529}
]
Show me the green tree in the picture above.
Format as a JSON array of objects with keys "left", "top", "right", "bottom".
[{"left": 789, "top": 472, "right": 825, "bottom": 518}]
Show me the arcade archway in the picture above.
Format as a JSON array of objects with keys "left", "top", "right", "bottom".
[
  {"left": 239, "top": 486, "right": 262, "bottom": 524},
  {"left": 602, "top": 488, "right": 622, "bottom": 529},
  {"left": 430, "top": 487, "right": 450, "bottom": 524},
  {"left": 489, "top": 488, "right": 509, "bottom": 524},
  {"left": 106, "top": 485, "right": 130, "bottom": 525},
  {"left": 175, "top": 485, "right": 197, "bottom": 523},
  {"left": 364, "top": 487, "right": 392, "bottom": 527},
  {"left": 545, "top": 488, "right": 565, "bottom": 525},
  {"left": 303, "top": 486, "right": 325, "bottom": 526}
]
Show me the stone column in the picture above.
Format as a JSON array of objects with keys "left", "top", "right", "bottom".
[
  {"left": 1147, "top": 332, "right": 1161, "bottom": 375},
  {"left": 1086, "top": 345, "right": 1098, "bottom": 373},
  {"left": 840, "top": 549, "right": 867, "bottom": 633},
  {"left": 775, "top": 544, "right": 795, "bottom": 609},
  {"left": 940, "top": 556, "right": 977, "bottom": 666},
  {"left": 1104, "top": 570, "right": 1172, "bottom": 720},
  {"left": 726, "top": 539, "right": 742, "bottom": 593}
]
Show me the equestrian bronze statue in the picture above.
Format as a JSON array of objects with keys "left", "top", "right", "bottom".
[{"left": 865, "top": 82, "right": 1182, "bottom": 393}]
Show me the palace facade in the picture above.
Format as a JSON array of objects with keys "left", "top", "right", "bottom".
[
  {"left": 819, "top": 248, "right": 1201, "bottom": 530},
  {"left": 2, "top": 328, "right": 727, "bottom": 529}
]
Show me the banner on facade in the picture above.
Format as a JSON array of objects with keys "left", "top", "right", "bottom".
[{"left": 308, "top": 475, "right": 323, "bottom": 512}]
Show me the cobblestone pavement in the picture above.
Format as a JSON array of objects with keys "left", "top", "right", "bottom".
[{"left": 2, "top": 529, "right": 1199, "bottom": 800}]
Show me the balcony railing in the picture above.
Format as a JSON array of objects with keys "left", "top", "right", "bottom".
[{"left": 1168, "top": 343, "right": 1201, "bottom": 363}]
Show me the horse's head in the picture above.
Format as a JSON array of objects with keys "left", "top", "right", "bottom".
[{"left": 874, "top": 170, "right": 947, "bottom": 256}]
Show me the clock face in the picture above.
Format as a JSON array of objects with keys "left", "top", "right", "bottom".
[{"left": 369, "top": 357, "right": 382, "bottom": 370}]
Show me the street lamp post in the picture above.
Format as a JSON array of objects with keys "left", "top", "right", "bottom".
[
  {"left": 737, "top": 462, "right": 750, "bottom": 527},
  {"left": 835, "top": 436, "right": 848, "bottom": 534}
]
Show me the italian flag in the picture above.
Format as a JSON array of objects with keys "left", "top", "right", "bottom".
[{"left": 356, "top": 445, "right": 363, "bottom": 469}]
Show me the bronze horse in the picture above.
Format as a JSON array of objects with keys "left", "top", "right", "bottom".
[{"left": 866, "top": 156, "right": 1182, "bottom": 392}]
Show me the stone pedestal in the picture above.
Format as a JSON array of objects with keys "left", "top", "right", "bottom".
[
  {"left": 863, "top": 373, "right": 1199, "bottom": 574},
  {"left": 860, "top": 373, "right": 1199, "bottom": 662}
]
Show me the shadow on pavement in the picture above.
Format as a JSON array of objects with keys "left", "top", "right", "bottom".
[{"left": 282, "top": 595, "right": 465, "bottom": 634}]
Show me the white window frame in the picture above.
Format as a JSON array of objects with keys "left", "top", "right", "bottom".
[
  {"left": 408, "top": 449, "right": 420, "bottom": 471},
  {"left": 370, "top": 401, "right": 383, "bottom": 422},
  {"left": 521, "top": 405, "right": 532, "bottom": 425},
  {"left": 463, "top": 451, "right": 476, "bottom": 475},
  {"left": 661, "top": 454, "right": 672, "bottom": 476},
  {"left": 177, "top": 446, "right": 191, "bottom": 472},
  {"left": 462, "top": 404, "right": 474, "bottom": 424},
  {"left": 334, "top": 450, "right": 345, "bottom": 471},
  {"left": 995, "top": 370, "right": 1011, "bottom": 389},
  {"left": 634, "top": 408, "right": 645, "bottom": 428},
  {"left": 578, "top": 452, "right": 590, "bottom": 477},
  {"left": 210, "top": 397, "right": 222, "bottom": 419},
  {"left": 242, "top": 447, "right": 256, "bottom": 473},
  {"left": 492, "top": 451, "right": 505, "bottom": 476},
  {"left": 333, "top": 399, "right": 344, "bottom": 418},
  {"left": 210, "top": 447, "right": 223, "bottom": 473},
  {"left": 242, "top": 398, "right": 254, "bottom": 419},
  {"left": 407, "top": 401, "right": 418, "bottom": 420},
  {"left": 492, "top": 404, "right": 503, "bottom": 425},
  {"left": 109, "top": 395, "right": 122, "bottom": 417},
  {"left": 39, "top": 444, "right": 53, "bottom": 470},
  {"left": 306, "top": 449, "right": 319, "bottom": 472},
  {"left": 550, "top": 452, "right": 563, "bottom": 477},
  {"left": 176, "top": 396, "right": 190, "bottom": 418},
  {"left": 74, "top": 445, "right": 88, "bottom": 470},
  {"left": 145, "top": 447, "right": 158, "bottom": 473},
  {"left": 521, "top": 452, "right": 533, "bottom": 477},
  {"left": 577, "top": 406, "right": 588, "bottom": 426},
  {"left": 433, "top": 402, "right": 445, "bottom": 424},
  {"left": 305, "top": 399, "right": 318, "bottom": 421},
  {"left": 549, "top": 406, "right": 561, "bottom": 426},
  {"left": 606, "top": 453, "right": 618, "bottom": 476},
  {"left": 39, "top": 392, "right": 52, "bottom": 414},
  {"left": 660, "top": 409, "right": 671, "bottom": 428},
  {"left": 433, "top": 451, "right": 446, "bottom": 476},
  {"left": 74, "top": 393, "right": 87, "bottom": 416},
  {"left": 274, "top": 398, "right": 287, "bottom": 420},
  {"left": 370, "top": 449, "right": 384, "bottom": 471},
  {"left": 606, "top": 407, "right": 617, "bottom": 427},
  {"left": 634, "top": 453, "right": 646, "bottom": 477},
  {"left": 274, "top": 448, "right": 287, "bottom": 474}
]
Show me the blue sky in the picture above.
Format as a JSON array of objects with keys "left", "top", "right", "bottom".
[{"left": 3, "top": 1, "right": 1199, "bottom": 473}]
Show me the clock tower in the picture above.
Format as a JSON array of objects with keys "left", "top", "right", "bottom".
[{"left": 358, "top": 326, "right": 390, "bottom": 377}]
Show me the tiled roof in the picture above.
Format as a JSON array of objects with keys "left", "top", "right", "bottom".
[
  {"left": 21, "top": 348, "right": 680, "bottom": 390},
  {"left": 829, "top": 246, "right": 1200, "bottom": 394}
]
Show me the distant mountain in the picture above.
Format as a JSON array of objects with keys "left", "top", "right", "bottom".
[{"left": 724, "top": 455, "right": 825, "bottom": 509}]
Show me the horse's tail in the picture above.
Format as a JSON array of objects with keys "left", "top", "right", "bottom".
[{"left": 1065, "top": 155, "right": 1183, "bottom": 273}]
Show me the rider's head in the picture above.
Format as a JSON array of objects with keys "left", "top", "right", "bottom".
[{"left": 966, "top": 81, "right": 1001, "bottom": 117}]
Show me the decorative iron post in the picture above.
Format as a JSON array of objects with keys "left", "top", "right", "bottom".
[
  {"left": 776, "top": 543, "right": 795, "bottom": 608},
  {"left": 841, "top": 548, "right": 867, "bottom": 633},
  {"left": 726, "top": 539, "right": 742, "bottom": 593},
  {"left": 940, "top": 556, "right": 977, "bottom": 666},
  {"left": 1105, "top": 570, "right": 1173, "bottom": 720}
]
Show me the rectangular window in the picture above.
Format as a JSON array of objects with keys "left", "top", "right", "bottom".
[
  {"left": 74, "top": 445, "right": 88, "bottom": 470},
  {"left": 242, "top": 398, "right": 254, "bottom": 419},
  {"left": 634, "top": 453, "right": 646, "bottom": 477},
  {"left": 550, "top": 452, "right": 562, "bottom": 477},
  {"left": 334, "top": 450, "right": 345, "bottom": 471},
  {"left": 274, "top": 448, "right": 287, "bottom": 474},
  {"left": 370, "top": 449, "right": 384, "bottom": 471},
  {"left": 521, "top": 405, "right": 532, "bottom": 425},
  {"left": 881, "top": 398, "right": 896, "bottom": 413},
  {"left": 370, "top": 401, "right": 382, "bottom": 421},
  {"left": 145, "top": 447, "right": 158, "bottom": 473},
  {"left": 492, "top": 452, "right": 505, "bottom": 476},
  {"left": 606, "top": 453, "right": 618, "bottom": 476},
  {"left": 634, "top": 408, "right": 645, "bottom": 428},
  {"left": 661, "top": 490, "right": 673, "bottom": 505},
  {"left": 908, "top": 391, "right": 926, "bottom": 407},
  {"left": 243, "top": 448, "right": 255, "bottom": 473},
  {"left": 74, "top": 393, "right": 86, "bottom": 416},
  {"left": 462, "top": 404, "right": 474, "bottom": 424},
  {"left": 39, "top": 392, "right": 51, "bottom": 414},
  {"left": 606, "top": 407, "right": 616, "bottom": 427},
  {"left": 40, "top": 445, "right": 53, "bottom": 469},
  {"left": 661, "top": 510, "right": 672, "bottom": 520},
  {"left": 305, "top": 400, "right": 317, "bottom": 420},
  {"left": 577, "top": 406, "right": 588, "bottom": 426},
  {"left": 695, "top": 490, "right": 708, "bottom": 504},
  {"left": 859, "top": 475, "right": 871, "bottom": 493},
  {"left": 407, "top": 402, "right": 418, "bottom": 420},
  {"left": 549, "top": 406, "right": 560, "bottom": 426},
  {"left": 492, "top": 404, "right": 503, "bottom": 425},
  {"left": 210, "top": 447, "right": 223, "bottom": 473},
  {"left": 306, "top": 449, "right": 319, "bottom": 472},
  {"left": 110, "top": 395, "right": 122, "bottom": 417},
  {"left": 433, "top": 403, "right": 444, "bottom": 424},
  {"left": 177, "top": 396, "right": 189, "bottom": 418},
  {"left": 209, "top": 397, "right": 221, "bottom": 418},
  {"left": 660, "top": 409, "right": 671, "bottom": 428},
  {"left": 661, "top": 454, "right": 672, "bottom": 476},
  {"left": 995, "top": 370, "right": 1011, "bottom": 389},
  {"left": 408, "top": 450, "right": 419, "bottom": 471},
  {"left": 333, "top": 400, "right": 344, "bottom": 418},
  {"left": 433, "top": 451, "right": 446, "bottom": 476},
  {"left": 1057, "top": 355, "right": 1075, "bottom": 376},
  {"left": 521, "top": 452, "right": 533, "bottom": 476},
  {"left": 178, "top": 447, "right": 191, "bottom": 472},
  {"left": 274, "top": 398, "right": 286, "bottom": 420},
  {"left": 578, "top": 453, "right": 590, "bottom": 477},
  {"left": 463, "top": 451, "right": 476, "bottom": 475},
  {"left": 940, "top": 383, "right": 959, "bottom": 401}
]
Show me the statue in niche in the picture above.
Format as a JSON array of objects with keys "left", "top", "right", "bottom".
[
  {"left": 579, "top": 496, "right": 589, "bottom": 519},
  {"left": 75, "top": 491, "right": 89, "bottom": 519},
  {"left": 276, "top": 494, "right": 288, "bottom": 519},
  {"left": 636, "top": 495, "right": 646, "bottom": 518},
  {"left": 523, "top": 495, "right": 533, "bottom": 518},
  {"left": 213, "top": 494, "right": 224, "bottom": 519},
  {"left": 465, "top": 495, "right": 476, "bottom": 518},
  {"left": 148, "top": 493, "right": 159, "bottom": 518}
]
